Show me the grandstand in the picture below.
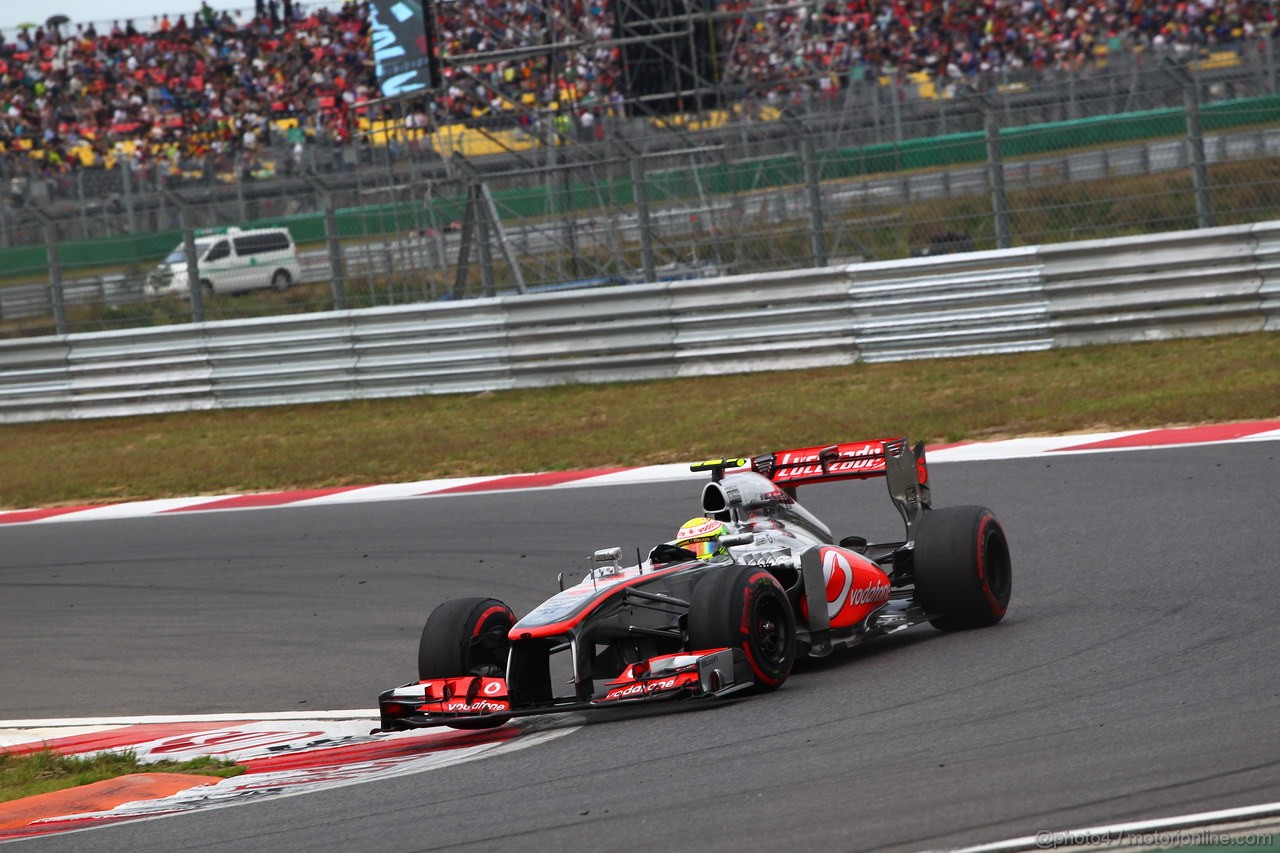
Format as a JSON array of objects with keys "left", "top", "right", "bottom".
[{"left": 1, "top": 0, "right": 1275, "bottom": 182}]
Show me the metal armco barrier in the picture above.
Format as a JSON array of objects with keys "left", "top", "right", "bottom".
[{"left": 2, "top": 222, "right": 1278, "bottom": 424}]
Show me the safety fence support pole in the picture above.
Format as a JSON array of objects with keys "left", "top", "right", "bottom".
[
  {"left": 976, "top": 92, "right": 1012, "bottom": 249},
  {"left": 625, "top": 143, "right": 657, "bottom": 284},
  {"left": 305, "top": 173, "right": 348, "bottom": 311},
  {"left": 1184, "top": 76, "right": 1214, "bottom": 229},
  {"left": 784, "top": 114, "right": 828, "bottom": 267},
  {"left": 1163, "top": 57, "right": 1213, "bottom": 229},
  {"left": 164, "top": 191, "right": 206, "bottom": 324},
  {"left": 121, "top": 159, "right": 137, "bottom": 234},
  {"left": 29, "top": 207, "right": 69, "bottom": 335}
]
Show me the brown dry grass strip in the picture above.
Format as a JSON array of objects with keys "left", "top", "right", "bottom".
[{"left": 1, "top": 333, "right": 1276, "bottom": 510}]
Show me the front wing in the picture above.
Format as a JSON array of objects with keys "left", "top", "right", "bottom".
[{"left": 378, "top": 648, "right": 749, "bottom": 730}]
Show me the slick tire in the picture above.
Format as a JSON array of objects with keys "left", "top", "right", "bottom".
[
  {"left": 418, "top": 597, "right": 515, "bottom": 680},
  {"left": 417, "top": 597, "right": 515, "bottom": 730},
  {"left": 688, "top": 565, "right": 796, "bottom": 691},
  {"left": 913, "top": 506, "right": 1012, "bottom": 631}
]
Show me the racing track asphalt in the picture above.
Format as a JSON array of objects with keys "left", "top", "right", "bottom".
[{"left": 2, "top": 442, "right": 1279, "bottom": 852}]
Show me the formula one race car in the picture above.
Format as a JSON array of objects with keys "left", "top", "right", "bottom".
[{"left": 377, "top": 437, "right": 1011, "bottom": 731}]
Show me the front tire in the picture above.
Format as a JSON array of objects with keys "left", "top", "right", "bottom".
[
  {"left": 688, "top": 566, "right": 796, "bottom": 691},
  {"left": 418, "top": 597, "right": 515, "bottom": 680},
  {"left": 914, "top": 506, "right": 1012, "bottom": 631},
  {"left": 271, "top": 269, "right": 292, "bottom": 291},
  {"left": 417, "top": 597, "right": 515, "bottom": 730}
]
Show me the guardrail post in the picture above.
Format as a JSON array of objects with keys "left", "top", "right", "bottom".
[
  {"left": 29, "top": 207, "right": 69, "bottom": 335},
  {"left": 164, "top": 191, "right": 206, "bottom": 323},
  {"left": 784, "top": 114, "right": 828, "bottom": 267}
]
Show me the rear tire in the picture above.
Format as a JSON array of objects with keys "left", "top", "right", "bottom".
[
  {"left": 914, "top": 506, "right": 1011, "bottom": 631},
  {"left": 417, "top": 597, "right": 515, "bottom": 730},
  {"left": 688, "top": 566, "right": 795, "bottom": 691}
]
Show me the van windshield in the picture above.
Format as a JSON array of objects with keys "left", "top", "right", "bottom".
[{"left": 164, "top": 242, "right": 214, "bottom": 264}]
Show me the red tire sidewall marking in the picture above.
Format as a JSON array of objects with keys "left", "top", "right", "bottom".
[{"left": 976, "top": 515, "right": 1006, "bottom": 616}]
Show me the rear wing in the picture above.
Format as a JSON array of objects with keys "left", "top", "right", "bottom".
[
  {"left": 691, "top": 438, "right": 917, "bottom": 486},
  {"left": 691, "top": 437, "right": 933, "bottom": 537},
  {"left": 757, "top": 439, "right": 897, "bottom": 486}
]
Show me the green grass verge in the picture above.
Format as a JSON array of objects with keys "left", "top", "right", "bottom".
[
  {"left": 1, "top": 332, "right": 1276, "bottom": 511},
  {"left": 0, "top": 749, "right": 244, "bottom": 803}
]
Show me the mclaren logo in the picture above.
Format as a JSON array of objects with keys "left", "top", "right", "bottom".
[
  {"left": 822, "top": 549, "right": 891, "bottom": 617},
  {"left": 822, "top": 550, "right": 854, "bottom": 620}
]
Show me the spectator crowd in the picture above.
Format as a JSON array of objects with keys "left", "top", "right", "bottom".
[{"left": 1, "top": 0, "right": 1275, "bottom": 177}]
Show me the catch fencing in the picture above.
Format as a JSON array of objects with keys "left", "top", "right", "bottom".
[
  {"left": 0, "top": 221, "right": 1276, "bottom": 423},
  {"left": 2, "top": 49, "right": 1280, "bottom": 338}
]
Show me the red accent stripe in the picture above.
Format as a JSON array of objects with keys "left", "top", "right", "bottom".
[
  {"left": 238, "top": 726, "right": 516, "bottom": 773},
  {"left": 429, "top": 468, "right": 627, "bottom": 495},
  {"left": 0, "top": 506, "right": 100, "bottom": 525},
  {"left": 1, "top": 722, "right": 239, "bottom": 757},
  {"left": 1053, "top": 421, "right": 1280, "bottom": 452},
  {"left": 162, "top": 487, "right": 365, "bottom": 512}
]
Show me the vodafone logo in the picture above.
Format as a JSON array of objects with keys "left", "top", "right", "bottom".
[{"left": 851, "top": 583, "right": 891, "bottom": 606}]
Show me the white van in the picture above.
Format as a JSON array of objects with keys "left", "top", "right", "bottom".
[{"left": 146, "top": 227, "right": 302, "bottom": 296}]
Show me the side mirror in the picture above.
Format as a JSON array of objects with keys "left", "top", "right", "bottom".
[
  {"left": 839, "top": 535, "right": 869, "bottom": 554},
  {"left": 593, "top": 547, "right": 622, "bottom": 562}
]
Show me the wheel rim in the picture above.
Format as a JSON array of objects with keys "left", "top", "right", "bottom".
[{"left": 753, "top": 595, "right": 789, "bottom": 664}]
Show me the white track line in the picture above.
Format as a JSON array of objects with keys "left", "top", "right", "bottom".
[
  {"left": 940, "top": 801, "right": 1280, "bottom": 852},
  {"left": 0, "top": 709, "right": 377, "bottom": 729}
]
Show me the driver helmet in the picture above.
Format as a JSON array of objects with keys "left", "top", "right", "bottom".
[{"left": 673, "top": 516, "right": 732, "bottom": 560}]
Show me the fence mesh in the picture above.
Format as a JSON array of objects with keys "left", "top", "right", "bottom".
[{"left": 2, "top": 46, "right": 1279, "bottom": 337}]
